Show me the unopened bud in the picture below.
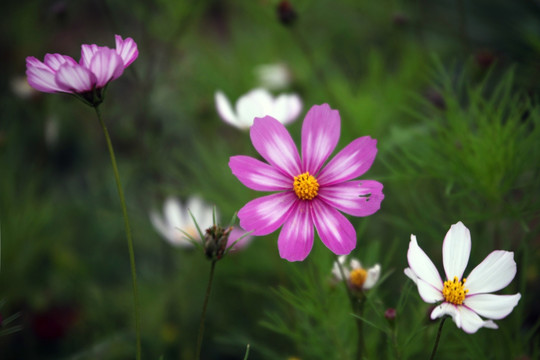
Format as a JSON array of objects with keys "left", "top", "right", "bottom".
[
  {"left": 277, "top": 0, "right": 297, "bottom": 26},
  {"left": 204, "top": 225, "right": 233, "bottom": 260}
]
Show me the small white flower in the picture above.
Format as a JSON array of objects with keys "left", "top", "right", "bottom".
[
  {"left": 254, "top": 63, "right": 292, "bottom": 91},
  {"left": 150, "top": 196, "right": 214, "bottom": 247},
  {"left": 404, "top": 221, "right": 521, "bottom": 334},
  {"left": 332, "top": 255, "right": 381, "bottom": 290},
  {"left": 215, "top": 88, "right": 302, "bottom": 130},
  {"left": 150, "top": 196, "right": 252, "bottom": 250}
]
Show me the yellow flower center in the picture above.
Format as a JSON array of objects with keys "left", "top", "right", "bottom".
[
  {"left": 350, "top": 268, "right": 367, "bottom": 288},
  {"left": 293, "top": 172, "right": 319, "bottom": 200},
  {"left": 442, "top": 276, "right": 469, "bottom": 305}
]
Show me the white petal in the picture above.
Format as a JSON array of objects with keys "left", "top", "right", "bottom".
[
  {"left": 404, "top": 267, "right": 418, "bottom": 284},
  {"left": 442, "top": 221, "right": 471, "bottom": 281},
  {"left": 350, "top": 258, "right": 362, "bottom": 269},
  {"left": 465, "top": 251, "right": 517, "bottom": 295},
  {"left": 417, "top": 278, "right": 444, "bottom": 303},
  {"left": 457, "top": 306, "right": 498, "bottom": 334},
  {"left": 273, "top": 93, "right": 302, "bottom": 124},
  {"left": 431, "top": 302, "right": 459, "bottom": 323},
  {"left": 164, "top": 197, "right": 185, "bottom": 229},
  {"left": 215, "top": 91, "right": 240, "bottom": 127},
  {"left": 363, "top": 264, "right": 381, "bottom": 289},
  {"left": 331, "top": 256, "right": 349, "bottom": 280},
  {"left": 187, "top": 196, "right": 216, "bottom": 230},
  {"left": 236, "top": 88, "right": 273, "bottom": 127},
  {"left": 464, "top": 293, "right": 521, "bottom": 320},
  {"left": 407, "top": 235, "right": 443, "bottom": 291}
]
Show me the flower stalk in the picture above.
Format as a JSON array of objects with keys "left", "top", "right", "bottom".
[
  {"left": 196, "top": 258, "right": 218, "bottom": 360},
  {"left": 429, "top": 316, "right": 447, "bottom": 360},
  {"left": 94, "top": 105, "right": 141, "bottom": 360}
]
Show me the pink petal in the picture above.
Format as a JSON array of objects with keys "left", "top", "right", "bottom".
[
  {"left": 229, "top": 155, "right": 292, "bottom": 191},
  {"left": 465, "top": 250, "right": 516, "bottom": 295},
  {"left": 89, "top": 48, "right": 124, "bottom": 87},
  {"left": 26, "top": 57, "right": 64, "bottom": 93},
  {"left": 317, "top": 136, "right": 378, "bottom": 186},
  {"left": 301, "top": 104, "right": 340, "bottom": 174},
  {"left": 456, "top": 306, "right": 498, "bottom": 334},
  {"left": 278, "top": 200, "right": 314, "bottom": 261},
  {"left": 227, "top": 227, "right": 253, "bottom": 251},
  {"left": 55, "top": 63, "right": 97, "bottom": 93},
  {"left": 44, "top": 53, "right": 77, "bottom": 71},
  {"left": 311, "top": 199, "right": 356, "bottom": 255},
  {"left": 442, "top": 221, "right": 471, "bottom": 281},
  {"left": 115, "top": 35, "right": 138, "bottom": 67},
  {"left": 417, "top": 277, "right": 444, "bottom": 303},
  {"left": 238, "top": 192, "right": 297, "bottom": 236},
  {"left": 465, "top": 293, "right": 521, "bottom": 320},
  {"left": 318, "top": 180, "right": 383, "bottom": 217},
  {"left": 250, "top": 116, "right": 301, "bottom": 177},
  {"left": 407, "top": 235, "right": 443, "bottom": 292},
  {"left": 80, "top": 44, "right": 100, "bottom": 68}
]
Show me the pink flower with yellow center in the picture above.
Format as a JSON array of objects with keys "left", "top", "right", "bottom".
[
  {"left": 404, "top": 221, "right": 521, "bottom": 333},
  {"left": 229, "top": 103, "right": 384, "bottom": 261},
  {"left": 25, "top": 35, "right": 137, "bottom": 105}
]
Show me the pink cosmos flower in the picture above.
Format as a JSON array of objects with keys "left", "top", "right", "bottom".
[
  {"left": 229, "top": 103, "right": 384, "bottom": 261},
  {"left": 404, "top": 221, "right": 521, "bottom": 333},
  {"left": 26, "top": 35, "right": 138, "bottom": 104}
]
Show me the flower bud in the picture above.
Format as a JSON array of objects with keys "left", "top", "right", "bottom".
[{"left": 204, "top": 225, "right": 233, "bottom": 260}]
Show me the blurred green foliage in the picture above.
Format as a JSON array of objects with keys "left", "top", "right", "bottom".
[{"left": 1, "top": 0, "right": 539, "bottom": 359}]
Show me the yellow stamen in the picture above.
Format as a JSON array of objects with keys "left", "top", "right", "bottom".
[
  {"left": 350, "top": 268, "right": 367, "bottom": 288},
  {"left": 442, "top": 276, "right": 469, "bottom": 305},
  {"left": 293, "top": 172, "right": 319, "bottom": 200}
]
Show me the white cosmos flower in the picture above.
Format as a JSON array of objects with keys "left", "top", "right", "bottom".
[
  {"left": 332, "top": 255, "right": 381, "bottom": 290},
  {"left": 150, "top": 196, "right": 252, "bottom": 250},
  {"left": 215, "top": 88, "right": 302, "bottom": 130},
  {"left": 404, "top": 221, "right": 521, "bottom": 334}
]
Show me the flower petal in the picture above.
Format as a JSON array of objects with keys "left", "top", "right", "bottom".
[
  {"left": 301, "top": 104, "right": 340, "bottom": 174},
  {"left": 363, "top": 264, "right": 381, "bottom": 289},
  {"left": 250, "top": 116, "right": 301, "bottom": 177},
  {"left": 26, "top": 57, "right": 64, "bottom": 93},
  {"left": 55, "top": 63, "right": 97, "bottom": 93},
  {"left": 407, "top": 235, "right": 443, "bottom": 292},
  {"left": 164, "top": 197, "right": 186, "bottom": 229},
  {"left": 44, "top": 53, "right": 77, "bottom": 71},
  {"left": 431, "top": 302, "right": 459, "bottom": 323},
  {"left": 215, "top": 91, "right": 240, "bottom": 127},
  {"left": 237, "top": 88, "right": 274, "bottom": 127},
  {"left": 278, "top": 200, "right": 314, "bottom": 261},
  {"left": 311, "top": 199, "right": 356, "bottom": 255},
  {"left": 80, "top": 44, "right": 100, "bottom": 68},
  {"left": 89, "top": 48, "right": 124, "bottom": 87},
  {"left": 442, "top": 221, "right": 471, "bottom": 281},
  {"left": 186, "top": 196, "right": 215, "bottom": 230},
  {"left": 457, "top": 306, "right": 498, "bottom": 334},
  {"left": 404, "top": 267, "right": 418, "bottom": 284},
  {"left": 465, "top": 293, "right": 521, "bottom": 320},
  {"left": 318, "top": 180, "right": 384, "bottom": 217},
  {"left": 417, "top": 277, "right": 444, "bottom": 303},
  {"left": 229, "top": 155, "right": 292, "bottom": 191},
  {"left": 273, "top": 93, "right": 302, "bottom": 124},
  {"left": 317, "top": 136, "right": 378, "bottom": 186},
  {"left": 465, "top": 250, "right": 517, "bottom": 295},
  {"left": 227, "top": 227, "right": 253, "bottom": 250},
  {"left": 238, "top": 192, "right": 297, "bottom": 236},
  {"left": 115, "top": 35, "right": 138, "bottom": 67}
]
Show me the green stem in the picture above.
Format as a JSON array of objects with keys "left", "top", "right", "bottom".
[
  {"left": 94, "top": 106, "right": 141, "bottom": 360},
  {"left": 196, "top": 259, "right": 218, "bottom": 360},
  {"left": 429, "top": 317, "right": 447, "bottom": 360}
]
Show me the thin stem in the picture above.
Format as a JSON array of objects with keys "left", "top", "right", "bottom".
[
  {"left": 429, "top": 317, "right": 447, "bottom": 360},
  {"left": 196, "top": 259, "right": 218, "bottom": 360},
  {"left": 94, "top": 106, "right": 141, "bottom": 360}
]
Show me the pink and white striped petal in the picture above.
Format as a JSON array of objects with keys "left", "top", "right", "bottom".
[
  {"left": 442, "top": 221, "right": 471, "bottom": 281},
  {"left": 80, "top": 44, "right": 100, "bottom": 68},
  {"left": 317, "top": 136, "right": 378, "bottom": 186},
  {"left": 89, "top": 48, "right": 124, "bottom": 88},
  {"left": 250, "top": 116, "right": 301, "bottom": 178},
  {"left": 301, "top": 103, "right": 340, "bottom": 174},
  {"left": 311, "top": 199, "right": 356, "bottom": 255},
  {"left": 44, "top": 53, "right": 77, "bottom": 71},
  {"left": 26, "top": 57, "right": 64, "bottom": 93},
  {"left": 238, "top": 192, "right": 297, "bottom": 236},
  {"left": 318, "top": 180, "right": 384, "bottom": 217},
  {"left": 229, "top": 155, "right": 292, "bottom": 191},
  {"left": 278, "top": 201, "right": 314, "bottom": 261},
  {"left": 465, "top": 250, "right": 517, "bottom": 295},
  {"left": 115, "top": 35, "right": 138, "bottom": 67},
  {"left": 407, "top": 235, "right": 443, "bottom": 292},
  {"left": 55, "top": 63, "right": 97, "bottom": 93},
  {"left": 464, "top": 293, "right": 521, "bottom": 320}
]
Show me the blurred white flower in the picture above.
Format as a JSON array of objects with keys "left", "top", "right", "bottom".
[
  {"left": 215, "top": 88, "right": 302, "bottom": 130},
  {"left": 332, "top": 255, "right": 381, "bottom": 290},
  {"left": 150, "top": 196, "right": 251, "bottom": 250},
  {"left": 11, "top": 76, "right": 37, "bottom": 99},
  {"left": 44, "top": 116, "right": 60, "bottom": 148},
  {"left": 254, "top": 63, "right": 292, "bottom": 91}
]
